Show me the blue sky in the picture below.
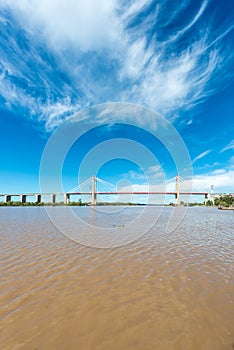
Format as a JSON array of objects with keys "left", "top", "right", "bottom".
[{"left": 0, "top": 0, "right": 233, "bottom": 199}]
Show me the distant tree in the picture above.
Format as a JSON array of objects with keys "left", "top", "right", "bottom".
[
  {"left": 214, "top": 195, "right": 234, "bottom": 207},
  {"left": 205, "top": 200, "right": 213, "bottom": 206}
]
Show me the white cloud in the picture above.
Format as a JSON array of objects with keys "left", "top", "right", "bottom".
[
  {"left": 40, "top": 99, "right": 82, "bottom": 131},
  {"left": 121, "top": 0, "right": 151, "bottom": 22},
  {"left": 1, "top": 0, "right": 121, "bottom": 52},
  {"left": 148, "top": 165, "right": 162, "bottom": 175},
  {"left": 192, "top": 150, "right": 211, "bottom": 164},
  {"left": 0, "top": 0, "right": 233, "bottom": 128},
  {"left": 124, "top": 165, "right": 164, "bottom": 185},
  {"left": 164, "top": 0, "right": 209, "bottom": 45},
  {"left": 184, "top": 169, "right": 234, "bottom": 193},
  {"left": 127, "top": 170, "right": 146, "bottom": 181},
  {"left": 220, "top": 140, "right": 234, "bottom": 153},
  {"left": 115, "top": 167, "right": 234, "bottom": 203},
  {"left": 187, "top": 119, "right": 193, "bottom": 125}
]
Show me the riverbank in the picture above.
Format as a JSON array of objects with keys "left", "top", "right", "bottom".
[
  {"left": 218, "top": 206, "right": 234, "bottom": 210},
  {"left": 0, "top": 201, "right": 144, "bottom": 207}
]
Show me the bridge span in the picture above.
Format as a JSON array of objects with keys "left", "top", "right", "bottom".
[{"left": 0, "top": 176, "right": 228, "bottom": 206}]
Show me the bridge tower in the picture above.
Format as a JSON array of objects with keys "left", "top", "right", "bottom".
[
  {"left": 91, "top": 176, "right": 97, "bottom": 206},
  {"left": 210, "top": 184, "right": 214, "bottom": 200},
  {"left": 175, "top": 175, "right": 180, "bottom": 205}
]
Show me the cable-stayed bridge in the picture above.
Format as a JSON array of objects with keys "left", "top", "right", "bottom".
[{"left": 0, "top": 176, "right": 231, "bottom": 205}]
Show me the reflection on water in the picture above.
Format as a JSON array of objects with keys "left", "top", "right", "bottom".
[{"left": 0, "top": 207, "right": 233, "bottom": 349}]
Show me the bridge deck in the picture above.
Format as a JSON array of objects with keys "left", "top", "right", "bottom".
[
  {"left": 0, "top": 191, "right": 209, "bottom": 196},
  {"left": 1, "top": 192, "right": 233, "bottom": 196}
]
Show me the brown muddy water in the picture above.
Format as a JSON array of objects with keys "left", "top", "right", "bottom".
[{"left": 0, "top": 206, "right": 233, "bottom": 350}]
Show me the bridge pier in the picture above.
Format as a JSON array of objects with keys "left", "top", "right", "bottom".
[
  {"left": 64, "top": 193, "right": 70, "bottom": 204},
  {"left": 51, "top": 194, "right": 56, "bottom": 204},
  {"left": 35, "top": 194, "right": 41, "bottom": 203},
  {"left": 20, "top": 194, "right": 27, "bottom": 203},
  {"left": 205, "top": 193, "right": 210, "bottom": 204},
  {"left": 175, "top": 193, "right": 180, "bottom": 205},
  {"left": 5, "top": 195, "right": 11, "bottom": 203},
  {"left": 175, "top": 176, "right": 180, "bottom": 205}
]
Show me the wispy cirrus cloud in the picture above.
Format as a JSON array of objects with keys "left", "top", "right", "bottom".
[
  {"left": 192, "top": 150, "right": 211, "bottom": 164},
  {"left": 0, "top": 0, "right": 233, "bottom": 131},
  {"left": 220, "top": 140, "right": 234, "bottom": 153}
]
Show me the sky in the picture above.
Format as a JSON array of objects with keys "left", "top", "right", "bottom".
[{"left": 0, "top": 0, "right": 233, "bottom": 202}]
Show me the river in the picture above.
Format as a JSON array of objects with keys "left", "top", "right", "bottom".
[{"left": 0, "top": 206, "right": 233, "bottom": 349}]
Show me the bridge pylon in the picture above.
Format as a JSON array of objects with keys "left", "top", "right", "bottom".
[{"left": 91, "top": 176, "right": 97, "bottom": 206}]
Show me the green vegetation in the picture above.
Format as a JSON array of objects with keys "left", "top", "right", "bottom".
[
  {"left": 0, "top": 200, "right": 87, "bottom": 207},
  {"left": 1, "top": 195, "right": 233, "bottom": 207},
  {"left": 173, "top": 195, "right": 233, "bottom": 208},
  {"left": 0, "top": 201, "right": 45, "bottom": 206},
  {"left": 169, "top": 201, "right": 204, "bottom": 206},
  {"left": 188, "top": 202, "right": 205, "bottom": 206},
  {"left": 165, "top": 202, "right": 204, "bottom": 206},
  {"left": 96, "top": 202, "right": 144, "bottom": 206},
  {"left": 0, "top": 200, "right": 139, "bottom": 207},
  {"left": 214, "top": 195, "right": 234, "bottom": 207},
  {"left": 205, "top": 200, "right": 213, "bottom": 206}
]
